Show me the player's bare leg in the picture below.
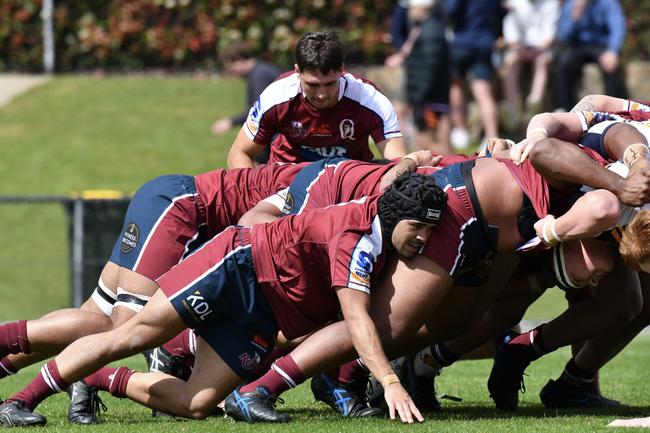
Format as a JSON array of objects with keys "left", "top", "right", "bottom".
[{"left": 122, "top": 338, "right": 241, "bottom": 418}]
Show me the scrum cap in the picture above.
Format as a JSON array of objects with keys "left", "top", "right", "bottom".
[{"left": 378, "top": 172, "right": 447, "bottom": 242}]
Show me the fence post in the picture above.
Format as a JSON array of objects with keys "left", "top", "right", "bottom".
[{"left": 71, "top": 197, "right": 85, "bottom": 307}]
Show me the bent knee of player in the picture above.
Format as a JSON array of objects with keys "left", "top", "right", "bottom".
[{"left": 183, "top": 392, "right": 221, "bottom": 419}]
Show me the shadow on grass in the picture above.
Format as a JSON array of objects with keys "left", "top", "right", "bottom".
[
  {"left": 422, "top": 404, "right": 650, "bottom": 421},
  {"left": 277, "top": 404, "right": 650, "bottom": 423}
]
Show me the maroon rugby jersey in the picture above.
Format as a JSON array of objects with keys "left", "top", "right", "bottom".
[
  {"left": 243, "top": 71, "right": 402, "bottom": 163},
  {"left": 194, "top": 163, "right": 307, "bottom": 236},
  {"left": 296, "top": 155, "right": 470, "bottom": 213},
  {"left": 251, "top": 195, "right": 387, "bottom": 339},
  {"left": 500, "top": 146, "right": 607, "bottom": 220}
]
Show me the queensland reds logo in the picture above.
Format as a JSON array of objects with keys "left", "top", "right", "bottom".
[
  {"left": 120, "top": 222, "right": 139, "bottom": 254},
  {"left": 339, "top": 119, "right": 355, "bottom": 140},
  {"left": 286, "top": 120, "right": 307, "bottom": 138}
]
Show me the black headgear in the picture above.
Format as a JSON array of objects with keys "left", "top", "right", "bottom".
[{"left": 378, "top": 172, "right": 447, "bottom": 243}]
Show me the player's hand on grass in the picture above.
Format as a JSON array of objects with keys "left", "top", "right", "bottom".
[{"left": 383, "top": 382, "right": 424, "bottom": 423}]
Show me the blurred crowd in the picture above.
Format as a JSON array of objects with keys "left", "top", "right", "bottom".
[{"left": 382, "top": 0, "right": 628, "bottom": 154}]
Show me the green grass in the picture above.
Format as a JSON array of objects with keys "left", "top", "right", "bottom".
[
  {"left": 0, "top": 76, "right": 646, "bottom": 431},
  {"left": 0, "top": 75, "right": 241, "bottom": 320},
  {"left": 2, "top": 338, "right": 650, "bottom": 432}
]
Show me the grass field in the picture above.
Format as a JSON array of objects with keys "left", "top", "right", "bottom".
[
  {"left": 0, "top": 76, "right": 647, "bottom": 431},
  {"left": 2, "top": 339, "right": 650, "bottom": 432}
]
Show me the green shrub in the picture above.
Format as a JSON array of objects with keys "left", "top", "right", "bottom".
[{"left": 1, "top": 0, "right": 396, "bottom": 71}]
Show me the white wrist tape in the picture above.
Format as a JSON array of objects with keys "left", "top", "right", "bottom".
[
  {"left": 542, "top": 218, "right": 562, "bottom": 246},
  {"left": 623, "top": 143, "right": 649, "bottom": 168},
  {"left": 527, "top": 127, "right": 548, "bottom": 139}
]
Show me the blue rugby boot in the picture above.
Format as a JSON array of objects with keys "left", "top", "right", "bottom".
[
  {"left": 311, "top": 373, "right": 384, "bottom": 417},
  {"left": 224, "top": 386, "right": 290, "bottom": 423}
]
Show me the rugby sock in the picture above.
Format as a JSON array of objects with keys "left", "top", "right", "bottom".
[
  {"left": 161, "top": 329, "right": 194, "bottom": 358},
  {"left": 0, "top": 320, "right": 31, "bottom": 355},
  {"left": 561, "top": 358, "right": 597, "bottom": 386},
  {"left": 506, "top": 325, "right": 553, "bottom": 361},
  {"left": 85, "top": 366, "right": 135, "bottom": 398},
  {"left": 0, "top": 357, "right": 17, "bottom": 378},
  {"left": 328, "top": 358, "right": 369, "bottom": 384},
  {"left": 240, "top": 354, "right": 305, "bottom": 396},
  {"left": 8, "top": 360, "right": 69, "bottom": 411},
  {"left": 249, "top": 347, "right": 292, "bottom": 381},
  {"left": 429, "top": 343, "right": 460, "bottom": 368}
]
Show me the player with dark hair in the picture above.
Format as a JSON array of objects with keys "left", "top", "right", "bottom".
[
  {"left": 0, "top": 172, "right": 447, "bottom": 426},
  {"left": 221, "top": 140, "right": 632, "bottom": 422},
  {"left": 226, "top": 30, "right": 407, "bottom": 168}
]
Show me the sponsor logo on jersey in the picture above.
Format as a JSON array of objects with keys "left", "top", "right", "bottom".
[
  {"left": 180, "top": 290, "right": 214, "bottom": 323},
  {"left": 282, "top": 192, "right": 294, "bottom": 215},
  {"left": 286, "top": 120, "right": 307, "bottom": 138},
  {"left": 239, "top": 351, "right": 261, "bottom": 371},
  {"left": 246, "top": 117, "right": 259, "bottom": 135},
  {"left": 246, "top": 98, "right": 262, "bottom": 135},
  {"left": 120, "top": 222, "right": 139, "bottom": 254},
  {"left": 351, "top": 250, "right": 373, "bottom": 284},
  {"left": 301, "top": 145, "right": 347, "bottom": 158},
  {"left": 339, "top": 119, "right": 355, "bottom": 139},
  {"left": 310, "top": 123, "right": 333, "bottom": 137}
]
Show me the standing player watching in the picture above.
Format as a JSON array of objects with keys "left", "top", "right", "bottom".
[{"left": 226, "top": 30, "right": 407, "bottom": 168}]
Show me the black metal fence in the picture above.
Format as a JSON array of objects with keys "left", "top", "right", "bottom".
[{"left": 0, "top": 194, "right": 130, "bottom": 308}]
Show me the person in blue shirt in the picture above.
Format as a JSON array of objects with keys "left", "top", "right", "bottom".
[
  {"left": 552, "top": 0, "right": 627, "bottom": 112},
  {"left": 445, "top": 0, "right": 506, "bottom": 148}
]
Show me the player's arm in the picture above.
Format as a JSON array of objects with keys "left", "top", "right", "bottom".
[
  {"left": 534, "top": 189, "right": 623, "bottom": 245},
  {"left": 238, "top": 195, "right": 287, "bottom": 227},
  {"left": 526, "top": 137, "right": 642, "bottom": 205},
  {"left": 375, "top": 136, "right": 408, "bottom": 160},
  {"left": 571, "top": 94, "right": 629, "bottom": 112},
  {"left": 227, "top": 128, "right": 266, "bottom": 168},
  {"left": 335, "top": 286, "right": 423, "bottom": 424},
  {"left": 509, "top": 112, "right": 585, "bottom": 164},
  {"left": 379, "top": 150, "right": 442, "bottom": 191}
]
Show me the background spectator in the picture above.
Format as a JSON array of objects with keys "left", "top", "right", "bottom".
[
  {"left": 211, "top": 42, "right": 281, "bottom": 136},
  {"left": 403, "top": 0, "right": 452, "bottom": 154},
  {"left": 552, "top": 0, "right": 627, "bottom": 112},
  {"left": 445, "top": 0, "right": 506, "bottom": 149},
  {"left": 384, "top": 1, "right": 415, "bottom": 145},
  {"left": 501, "top": 0, "right": 560, "bottom": 131}
]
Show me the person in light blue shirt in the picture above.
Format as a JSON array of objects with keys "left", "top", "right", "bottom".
[{"left": 552, "top": 0, "right": 627, "bottom": 111}]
